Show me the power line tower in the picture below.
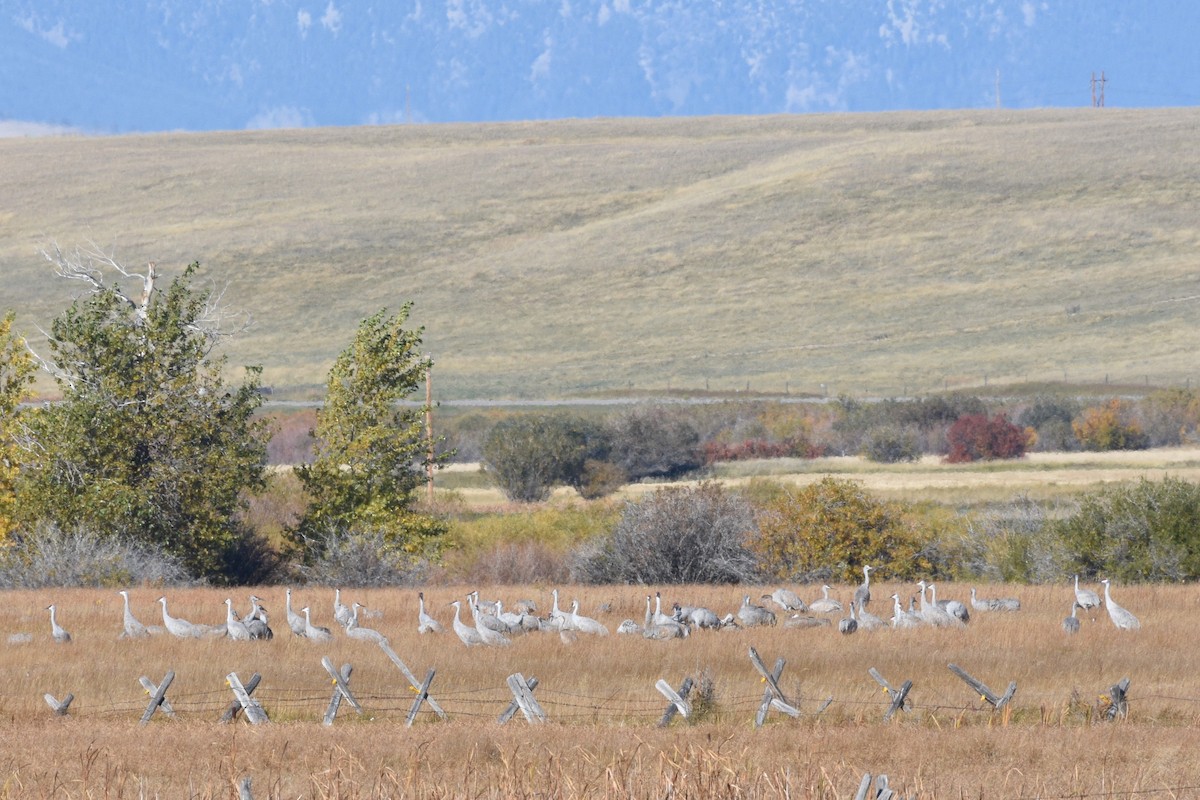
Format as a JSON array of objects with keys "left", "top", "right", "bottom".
[{"left": 1091, "top": 71, "right": 1107, "bottom": 107}]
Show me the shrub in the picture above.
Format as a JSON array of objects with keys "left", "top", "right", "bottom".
[
  {"left": 264, "top": 409, "right": 317, "bottom": 465},
  {"left": 750, "top": 476, "right": 932, "bottom": 583},
  {"left": 862, "top": 426, "right": 921, "bottom": 463},
  {"left": 571, "top": 482, "right": 759, "bottom": 584},
  {"left": 606, "top": 405, "right": 703, "bottom": 481},
  {"left": 0, "top": 523, "right": 190, "bottom": 588},
  {"left": 1073, "top": 399, "right": 1149, "bottom": 451},
  {"left": 1054, "top": 477, "right": 1200, "bottom": 582},
  {"left": 1139, "top": 388, "right": 1200, "bottom": 447},
  {"left": 956, "top": 495, "right": 1066, "bottom": 582},
  {"left": 300, "top": 528, "right": 429, "bottom": 587},
  {"left": 945, "top": 413, "right": 1028, "bottom": 463},
  {"left": 482, "top": 414, "right": 611, "bottom": 502},
  {"left": 1018, "top": 397, "right": 1082, "bottom": 452}
]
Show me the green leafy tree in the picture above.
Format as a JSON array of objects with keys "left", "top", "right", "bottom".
[
  {"left": 0, "top": 311, "right": 36, "bottom": 541},
  {"left": 16, "top": 254, "right": 267, "bottom": 579},
  {"left": 295, "top": 306, "right": 447, "bottom": 556},
  {"left": 750, "top": 476, "right": 932, "bottom": 582}
]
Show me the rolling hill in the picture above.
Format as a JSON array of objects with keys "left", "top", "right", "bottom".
[{"left": 2, "top": 108, "right": 1198, "bottom": 400}]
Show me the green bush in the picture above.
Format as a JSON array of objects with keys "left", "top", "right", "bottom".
[
  {"left": 862, "top": 426, "right": 921, "bottom": 463},
  {"left": 606, "top": 405, "right": 703, "bottom": 480},
  {"left": 1054, "top": 477, "right": 1200, "bottom": 582}
]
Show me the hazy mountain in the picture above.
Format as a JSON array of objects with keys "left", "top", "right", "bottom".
[{"left": 2, "top": 1, "right": 1195, "bottom": 134}]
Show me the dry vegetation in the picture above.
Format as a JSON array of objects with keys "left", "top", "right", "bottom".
[
  {"left": 3, "top": 108, "right": 1200, "bottom": 399},
  {"left": 4, "top": 581, "right": 1200, "bottom": 798}
]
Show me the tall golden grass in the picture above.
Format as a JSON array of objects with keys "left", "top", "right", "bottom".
[{"left": 3, "top": 581, "right": 1199, "bottom": 797}]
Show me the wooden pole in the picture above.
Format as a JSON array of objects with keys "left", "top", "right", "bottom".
[{"left": 425, "top": 364, "right": 434, "bottom": 506}]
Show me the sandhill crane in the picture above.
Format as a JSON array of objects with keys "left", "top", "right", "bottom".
[
  {"left": 855, "top": 598, "right": 885, "bottom": 631},
  {"left": 300, "top": 607, "right": 334, "bottom": 642},
  {"left": 158, "top": 596, "right": 206, "bottom": 638},
  {"left": 643, "top": 619, "right": 689, "bottom": 640},
  {"left": 1074, "top": 575, "right": 1101, "bottom": 615},
  {"left": 333, "top": 588, "right": 353, "bottom": 629},
  {"left": 928, "top": 583, "right": 969, "bottom": 623},
  {"left": 971, "top": 587, "right": 1021, "bottom": 612},
  {"left": 285, "top": 588, "right": 307, "bottom": 637},
  {"left": 890, "top": 593, "right": 922, "bottom": 629},
  {"left": 225, "top": 598, "right": 252, "bottom": 641},
  {"left": 471, "top": 602, "right": 513, "bottom": 647},
  {"left": 617, "top": 619, "right": 643, "bottom": 635},
  {"left": 244, "top": 596, "right": 273, "bottom": 639},
  {"left": 347, "top": 602, "right": 389, "bottom": 644},
  {"left": 675, "top": 603, "right": 721, "bottom": 630},
  {"left": 47, "top": 604, "right": 71, "bottom": 643},
  {"left": 1101, "top": 579, "right": 1140, "bottom": 630},
  {"left": 496, "top": 600, "right": 540, "bottom": 633},
  {"left": 853, "top": 565, "right": 874, "bottom": 609},
  {"left": 838, "top": 602, "right": 859, "bottom": 635},
  {"left": 783, "top": 613, "right": 831, "bottom": 629},
  {"left": 118, "top": 590, "right": 150, "bottom": 639},
  {"left": 449, "top": 600, "right": 483, "bottom": 646},
  {"left": 916, "top": 581, "right": 958, "bottom": 627},
  {"left": 567, "top": 599, "right": 610, "bottom": 636},
  {"left": 417, "top": 592, "right": 443, "bottom": 634},
  {"left": 1063, "top": 602, "right": 1081, "bottom": 635},
  {"left": 545, "top": 588, "right": 568, "bottom": 630},
  {"left": 763, "top": 587, "right": 807, "bottom": 613},
  {"left": 737, "top": 595, "right": 776, "bottom": 627},
  {"left": 808, "top": 585, "right": 843, "bottom": 614},
  {"left": 471, "top": 595, "right": 511, "bottom": 636},
  {"left": 651, "top": 592, "right": 675, "bottom": 626}
]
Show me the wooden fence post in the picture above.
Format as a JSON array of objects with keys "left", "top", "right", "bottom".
[
  {"left": 405, "top": 668, "right": 437, "bottom": 727},
  {"left": 1103, "top": 677, "right": 1131, "bottom": 721},
  {"left": 948, "top": 663, "right": 1016, "bottom": 710},
  {"left": 221, "top": 673, "right": 263, "bottom": 723},
  {"left": 497, "top": 676, "right": 539, "bottom": 724},
  {"left": 656, "top": 677, "right": 693, "bottom": 726},
  {"left": 749, "top": 647, "right": 800, "bottom": 726},
  {"left": 43, "top": 692, "right": 74, "bottom": 716},
  {"left": 226, "top": 672, "right": 269, "bottom": 725},
  {"left": 868, "top": 668, "right": 912, "bottom": 721},
  {"left": 379, "top": 641, "right": 448, "bottom": 720},
  {"left": 322, "top": 660, "right": 362, "bottom": 726},
  {"left": 505, "top": 672, "right": 547, "bottom": 723},
  {"left": 139, "top": 671, "right": 176, "bottom": 724}
]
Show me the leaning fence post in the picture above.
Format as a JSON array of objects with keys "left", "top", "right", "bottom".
[
  {"left": 749, "top": 647, "right": 800, "bottom": 725},
  {"left": 498, "top": 676, "right": 539, "bottom": 725},
  {"left": 226, "top": 672, "right": 269, "bottom": 725},
  {"left": 139, "top": 670, "right": 176, "bottom": 724},
  {"left": 869, "top": 668, "right": 912, "bottom": 721},
  {"left": 221, "top": 673, "right": 263, "bottom": 723},
  {"left": 378, "top": 641, "right": 448, "bottom": 720},
  {"left": 656, "top": 677, "right": 693, "bottom": 726},
  {"left": 948, "top": 663, "right": 1016, "bottom": 710},
  {"left": 1103, "top": 677, "right": 1131, "bottom": 721},
  {"left": 405, "top": 668, "right": 437, "bottom": 727},
  {"left": 322, "top": 661, "right": 362, "bottom": 726},
  {"left": 43, "top": 692, "right": 74, "bottom": 716},
  {"left": 506, "top": 672, "right": 547, "bottom": 723}
]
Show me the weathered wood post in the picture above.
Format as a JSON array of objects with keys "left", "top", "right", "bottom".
[
  {"left": 948, "top": 663, "right": 1017, "bottom": 710},
  {"left": 379, "top": 641, "right": 448, "bottom": 720},
  {"left": 749, "top": 647, "right": 800, "bottom": 726},
  {"left": 226, "top": 672, "right": 269, "bottom": 725},
  {"left": 221, "top": 673, "right": 263, "bottom": 723},
  {"left": 321, "top": 660, "right": 362, "bottom": 726},
  {"left": 405, "top": 668, "right": 437, "bottom": 727},
  {"left": 1103, "top": 677, "right": 1131, "bottom": 721},
  {"left": 139, "top": 671, "right": 176, "bottom": 724},
  {"left": 869, "top": 668, "right": 912, "bottom": 721},
  {"left": 43, "top": 692, "right": 74, "bottom": 716},
  {"left": 505, "top": 672, "right": 548, "bottom": 723},
  {"left": 656, "top": 677, "right": 693, "bottom": 726},
  {"left": 498, "top": 676, "right": 539, "bottom": 724}
]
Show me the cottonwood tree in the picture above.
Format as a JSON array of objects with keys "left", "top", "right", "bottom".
[
  {"left": 0, "top": 312, "right": 36, "bottom": 541},
  {"left": 16, "top": 246, "right": 268, "bottom": 579},
  {"left": 294, "top": 305, "right": 447, "bottom": 560}
]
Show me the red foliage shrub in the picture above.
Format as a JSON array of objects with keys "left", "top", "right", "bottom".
[{"left": 945, "top": 413, "right": 1028, "bottom": 463}]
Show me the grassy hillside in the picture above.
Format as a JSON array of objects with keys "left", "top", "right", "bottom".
[{"left": 2, "top": 109, "right": 1198, "bottom": 400}]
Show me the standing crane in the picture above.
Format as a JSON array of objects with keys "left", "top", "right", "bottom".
[
  {"left": 1100, "top": 579, "right": 1140, "bottom": 630},
  {"left": 47, "top": 604, "right": 71, "bottom": 643}
]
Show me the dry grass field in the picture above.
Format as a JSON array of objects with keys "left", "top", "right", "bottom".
[
  {"left": 3, "top": 108, "right": 1200, "bottom": 399},
  {"left": 4, "top": 581, "right": 1200, "bottom": 798}
]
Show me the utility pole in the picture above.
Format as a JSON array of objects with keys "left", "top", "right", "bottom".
[{"left": 1091, "top": 71, "right": 1106, "bottom": 107}]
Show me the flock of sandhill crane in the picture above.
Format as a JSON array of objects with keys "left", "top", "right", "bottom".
[{"left": 29, "top": 567, "right": 1141, "bottom": 645}]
